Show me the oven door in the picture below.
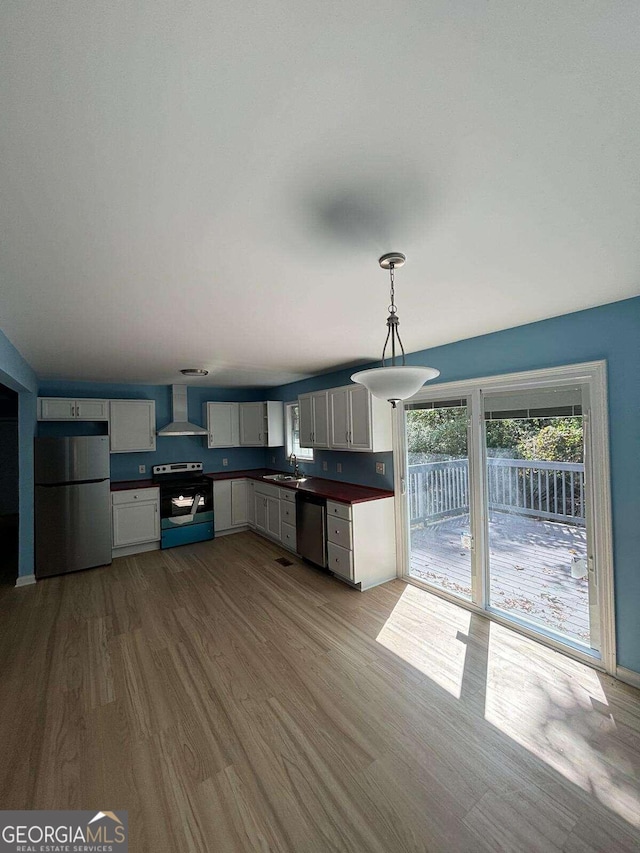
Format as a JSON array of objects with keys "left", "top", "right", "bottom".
[{"left": 160, "top": 481, "right": 214, "bottom": 529}]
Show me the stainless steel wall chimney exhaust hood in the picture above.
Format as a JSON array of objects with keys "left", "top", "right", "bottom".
[{"left": 157, "top": 385, "right": 208, "bottom": 437}]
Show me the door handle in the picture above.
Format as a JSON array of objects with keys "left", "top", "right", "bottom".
[{"left": 400, "top": 476, "right": 407, "bottom": 495}]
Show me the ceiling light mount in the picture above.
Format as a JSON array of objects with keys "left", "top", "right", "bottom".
[
  {"left": 351, "top": 252, "right": 439, "bottom": 407},
  {"left": 180, "top": 368, "right": 209, "bottom": 377},
  {"left": 378, "top": 252, "right": 406, "bottom": 270}
]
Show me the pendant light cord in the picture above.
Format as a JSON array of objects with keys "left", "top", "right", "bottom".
[{"left": 381, "top": 263, "right": 407, "bottom": 368}]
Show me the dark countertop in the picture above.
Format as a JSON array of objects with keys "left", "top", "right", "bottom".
[
  {"left": 111, "top": 479, "right": 155, "bottom": 491},
  {"left": 111, "top": 468, "right": 394, "bottom": 504},
  {"left": 205, "top": 468, "right": 394, "bottom": 504}
]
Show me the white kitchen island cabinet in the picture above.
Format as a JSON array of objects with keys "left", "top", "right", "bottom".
[{"left": 109, "top": 400, "right": 156, "bottom": 453}]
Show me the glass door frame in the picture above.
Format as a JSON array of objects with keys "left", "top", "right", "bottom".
[{"left": 393, "top": 360, "right": 617, "bottom": 675}]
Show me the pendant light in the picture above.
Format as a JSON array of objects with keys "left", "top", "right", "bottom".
[{"left": 351, "top": 253, "right": 439, "bottom": 407}]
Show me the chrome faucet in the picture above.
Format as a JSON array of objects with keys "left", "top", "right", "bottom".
[{"left": 289, "top": 453, "right": 302, "bottom": 479}]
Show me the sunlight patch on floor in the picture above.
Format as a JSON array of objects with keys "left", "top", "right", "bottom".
[
  {"left": 484, "top": 622, "right": 640, "bottom": 827},
  {"left": 375, "top": 584, "right": 471, "bottom": 699}
]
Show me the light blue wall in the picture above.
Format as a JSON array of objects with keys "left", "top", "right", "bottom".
[
  {"left": 38, "top": 381, "right": 268, "bottom": 480},
  {"left": 270, "top": 296, "right": 640, "bottom": 675},
  {"left": 0, "top": 329, "right": 38, "bottom": 579}
]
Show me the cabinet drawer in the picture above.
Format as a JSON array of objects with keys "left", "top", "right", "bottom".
[
  {"left": 281, "top": 522, "right": 297, "bottom": 552},
  {"left": 112, "top": 487, "right": 159, "bottom": 505},
  {"left": 327, "top": 500, "right": 352, "bottom": 521},
  {"left": 327, "top": 515, "right": 352, "bottom": 550},
  {"left": 327, "top": 542, "right": 354, "bottom": 581},
  {"left": 281, "top": 501, "right": 296, "bottom": 525},
  {"left": 279, "top": 488, "right": 296, "bottom": 503},
  {"left": 255, "top": 482, "right": 280, "bottom": 499}
]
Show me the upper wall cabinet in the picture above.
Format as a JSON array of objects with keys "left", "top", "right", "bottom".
[
  {"left": 323, "top": 384, "right": 392, "bottom": 452},
  {"left": 298, "top": 391, "right": 329, "bottom": 449},
  {"left": 109, "top": 400, "right": 156, "bottom": 453},
  {"left": 239, "top": 401, "right": 284, "bottom": 447},
  {"left": 203, "top": 402, "right": 240, "bottom": 448},
  {"left": 38, "top": 397, "right": 109, "bottom": 422}
]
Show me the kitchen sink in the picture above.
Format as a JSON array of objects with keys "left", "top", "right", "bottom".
[{"left": 262, "top": 473, "right": 307, "bottom": 482}]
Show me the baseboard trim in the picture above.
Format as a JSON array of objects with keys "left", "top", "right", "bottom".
[
  {"left": 15, "top": 574, "right": 36, "bottom": 587},
  {"left": 616, "top": 666, "right": 640, "bottom": 690},
  {"left": 215, "top": 526, "right": 250, "bottom": 538},
  {"left": 112, "top": 541, "right": 161, "bottom": 559}
]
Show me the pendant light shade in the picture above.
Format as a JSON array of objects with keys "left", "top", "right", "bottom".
[
  {"left": 351, "top": 253, "right": 439, "bottom": 406},
  {"left": 351, "top": 365, "right": 440, "bottom": 405}
]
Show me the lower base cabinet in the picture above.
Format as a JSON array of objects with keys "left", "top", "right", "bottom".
[
  {"left": 213, "top": 478, "right": 396, "bottom": 586},
  {"left": 214, "top": 479, "right": 248, "bottom": 533},
  {"left": 111, "top": 488, "right": 160, "bottom": 555},
  {"left": 326, "top": 497, "right": 396, "bottom": 590}
]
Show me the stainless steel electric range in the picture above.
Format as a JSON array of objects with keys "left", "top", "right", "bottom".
[{"left": 152, "top": 462, "right": 214, "bottom": 549}]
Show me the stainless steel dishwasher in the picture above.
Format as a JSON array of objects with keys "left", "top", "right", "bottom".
[{"left": 296, "top": 492, "right": 327, "bottom": 568}]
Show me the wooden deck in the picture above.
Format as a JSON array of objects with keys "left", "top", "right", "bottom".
[{"left": 410, "top": 512, "right": 590, "bottom": 644}]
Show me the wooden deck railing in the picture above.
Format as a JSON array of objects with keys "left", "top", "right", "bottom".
[{"left": 408, "top": 458, "right": 585, "bottom": 526}]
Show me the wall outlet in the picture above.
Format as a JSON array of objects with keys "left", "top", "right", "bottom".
[
  {"left": 376, "top": 461, "right": 385, "bottom": 475},
  {"left": 222, "top": 458, "right": 228, "bottom": 467},
  {"left": 336, "top": 462, "right": 342, "bottom": 473},
  {"left": 322, "top": 461, "right": 328, "bottom": 471},
  {"left": 138, "top": 465, "right": 146, "bottom": 474}
]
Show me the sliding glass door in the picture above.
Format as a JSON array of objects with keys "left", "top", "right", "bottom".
[
  {"left": 406, "top": 399, "right": 472, "bottom": 600},
  {"left": 399, "top": 367, "right": 611, "bottom": 665},
  {"left": 482, "top": 384, "right": 599, "bottom": 653}
]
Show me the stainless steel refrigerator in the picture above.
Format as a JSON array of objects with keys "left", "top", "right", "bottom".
[{"left": 35, "top": 436, "right": 112, "bottom": 577}]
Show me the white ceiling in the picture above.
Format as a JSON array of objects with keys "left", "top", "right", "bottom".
[{"left": 1, "top": 2, "right": 639, "bottom": 387}]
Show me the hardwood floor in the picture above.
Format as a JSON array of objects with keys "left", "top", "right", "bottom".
[{"left": 1, "top": 531, "right": 639, "bottom": 851}]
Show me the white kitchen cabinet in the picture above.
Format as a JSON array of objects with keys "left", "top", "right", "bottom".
[
  {"left": 255, "top": 492, "right": 267, "bottom": 532},
  {"left": 329, "top": 388, "right": 350, "bottom": 450},
  {"left": 214, "top": 479, "right": 249, "bottom": 533},
  {"left": 231, "top": 479, "right": 247, "bottom": 526},
  {"left": 254, "top": 482, "right": 282, "bottom": 541},
  {"left": 239, "top": 402, "right": 284, "bottom": 447},
  {"left": 298, "top": 391, "right": 329, "bottom": 449},
  {"left": 279, "top": 488, "right": 297, "bottom": 552},
  {"left": 266, "top": 495, "right": 281, "bottom": 539},
  {"left": 247, "top": 481, "right": 255, "bottom": 527},
  {"left": 204, "top": 402, "right": 239, "bottom": 448},
  {"left": 326, "top": 497, "right": 396, "bottom": 589},
  {"left": 328, "top": 385, "right": 391, "bottom": 452},
  {"left": 109, "top": 400, "right": 156, "bottom": 453},
  {"left": 111, "top": 488, "right": 160, "bottom": 552},
  {"left": 38, "top": 397, "right": 109, "bottom": 421},
  {"left": 281, "top": 522, "right": 297, "bottom": 552}
]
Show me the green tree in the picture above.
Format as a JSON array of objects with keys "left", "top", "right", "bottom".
[
  {"left": 518, "top": 418, "right": 583, "bottom": 463},
  {"left": 408, "top": 409, "right": 583, "bottom": 463}
]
